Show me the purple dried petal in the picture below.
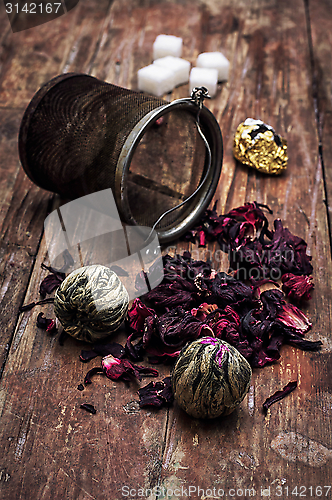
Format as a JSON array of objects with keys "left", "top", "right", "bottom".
[
  {"left": 101, "top": 354, "right": 158, "bottom": 382},
  {"left": 283, "top": 331, "right": 322, "bottom": 351},
  {"left": 84, "top": 367, "right": 104, "bottom": 385},
  {"left": 37, "top": 312, "right": 57, "bottom": 333},
  {"left": 263, "top": 381, "right": 297, "bottom": 414},
  {"left": 19, "top": 298, "right": 54, "bottom": 312},
  {"left": 264, "top": 219, "right": 313, "bottom": 276},
  {"left": 281, "top": 273, "right": 314, "bottom": 301},
  {"left": 39, "top": 274, "right": 64, "bottom": 298},
  {"left": 155, "top": 308, "right": 214, "bottom": 348},
  {"left": 80, "top": 350, "right": 99, "bottom": 362},
  {"left": 138, "top": 376, "right": 173, "bottom": 408},
  {"left": 80, "top": 403, "right": 97, "bottom": 414},
  {"left": 208, "top": 272, "right": 254, "bottom": 309},
  {"left": 46, "top": 319, "right": 57, "bottom": 333},
  {"left": 79, "top": 342, "right": 126, "bottom": 362},
  {"left": 276, "top": 302, "right": 312, "bottom": 334},
  {"left": 143, "top": 275, "right": 199, "bottom": 310},
  {"left": 198, "top": 230, "right": 206, "bottom": 247},
  {"left": 125, "top": 331, "right": 145, "bottom": 361},
  {"left": 127, "top": 298, "right": 156, "bottom": 333},
  {"left": 191, "top": 303, "right": 218, "bottom": 321},
  {"left": 251, "top": 349, "right": 280, "bottom": 368}
]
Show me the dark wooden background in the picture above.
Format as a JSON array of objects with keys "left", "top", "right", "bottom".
[{"left": 0, "top": 0, "right": 331, "bottom": 499}]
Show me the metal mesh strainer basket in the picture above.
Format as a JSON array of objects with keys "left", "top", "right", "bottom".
[{"left": 19, "top": 73, "right": 222, "bottom": 242}]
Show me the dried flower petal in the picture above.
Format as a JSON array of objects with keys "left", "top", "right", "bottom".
[
  {"left": 84, "top": 367, "right": 104, "bottom": 385},
  {"left": 281, "top": 273, "right": 314, "bottom": 301},
  {"left": 138, "top": 376, "right": 173, "bottom": 408},
  {"left": 263, "top": 381, "right": 297, "bottom": 414},
  {"left": 264, "top": 219, "right": 313, "bottom": 276},
  {"left": 208, "top": 272, "right": 254, "bottom": 310},
  {"left": 191, "top": 303, "right": 218, "bottom": 321},
  {"left": 276, "top": 302, "right": 312, "bottom": 334},
  {"left": 80, "top": 342, "right": 126, "bottom": 362},
  {"left": 19, "top": 298, "right": 54, "bottom": 312},
  {"left": 80, "top": 403, "right": 97, "bottom": 414},
  {"left": 127, "top": 298, "right": 156, "bottom": 333},
  {"left": 36, "top": 312, "right": 57, "bottom": 333},
  {"left": 39, "top": 273, "right": 65, "bottom": 298},
  {"left": 101, "top": 354, "right": 158, "bottom": 382}
]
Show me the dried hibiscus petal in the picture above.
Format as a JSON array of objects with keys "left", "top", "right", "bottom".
[
  {"left": 80, "top": 342, "right": 126, "bottom": 362},
  {"left": 150, "top": 307, "right": 214, "bottom": 350},
  {"left": 217, "top": 202, "right": 272, "bottom": 251},
  {"left": 191, "top": 303, "right": 218, "bottom": 321},
  {"left": 102, "top": 355, "right": 158, "bottom": 381},
  {"left": 263, "top": 380, "right": 297, "bottom": 414},
  {"left": 264, "top": 219, "right": 313, "bottom": 276},
  {"left": 36, "top": 312, "right": 57, "bottom": 333},
  {"left": 281, "top": 273, "right": 314, "bottom": 301},
  {"left": 208, "top": 272, "right": 254, "bottom": 309},
  {"left": 80, "top": 403, "right": 97, "bottom": 414},
  {"left": 84, "top": 355, "right": 159, "bottom": 384},
  {"left": 39, "top": 263, "right": 65, "bottom": 298},
  {"left": 276, "top": 302, "right": 312, "bottom": 334},
  {"left": 138, "top": 376, "right": 173, "bottom": 408},
  {"left": 127, "top": 298, "right": 156, "bottom": 333},
  {"left": 282, "top": 330, "right": 322, "bottom": 351},
  {"left": 19, "top": 298, "right": 54, "bottom": 312}
]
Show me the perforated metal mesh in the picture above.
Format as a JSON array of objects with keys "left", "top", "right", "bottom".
[{"left": 19, "top": 73, "right": 222, "bottom": 241}]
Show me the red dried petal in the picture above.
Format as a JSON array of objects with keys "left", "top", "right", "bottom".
[
  {"left": 263, "top": 381, "right": 297, "bottom": 413},
  {"left": 138, "top": 376, "right": 173, "bottom": 408},
  {"left": 281, "top": 273, "right": 314, "bottom": 301},
  {"left": 127, "top": 298, "right": 156, "bottom": 333},
  {"left": 276, "top": 302, "right": 312, "bottom": 334}
]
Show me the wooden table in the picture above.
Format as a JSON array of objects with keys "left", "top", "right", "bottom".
[{"left": 0, "top": 0, "right": 331, "bottom": 498}]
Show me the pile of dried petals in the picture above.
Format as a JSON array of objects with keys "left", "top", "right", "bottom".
[{"left": 26, "top": 201, "right": 321, "bottom": 413}]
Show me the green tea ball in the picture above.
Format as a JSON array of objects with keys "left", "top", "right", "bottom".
[
  {"left": 54, "top": 265, "right": 129, "bottom": 343},
  {"left": 171, "top": 337, "right": 252, "bottom": 419}
]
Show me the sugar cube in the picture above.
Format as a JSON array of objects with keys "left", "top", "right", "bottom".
[
  {"left": 137, "top": 64, "right": 175, "bottom": 97},
  {"left": 153, "top": 34, "right": 183, "bottom": 60},
  {"left": 189, "top": 67, "right": 218, "bottom": 98},
  {"left": 196, "top": 51, "right": 230, "bottom": 81},
  {"left": 153, "top": 56, "right": 190, "bottom": 87}
]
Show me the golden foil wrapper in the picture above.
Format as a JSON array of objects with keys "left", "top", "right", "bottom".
[{"left": 233, "top": 118, "right": 287, "bottom": 175}]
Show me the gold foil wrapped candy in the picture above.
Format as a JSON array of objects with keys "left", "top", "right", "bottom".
[{"left": 233, "top": 118, "right": 287, "bottom": 175}]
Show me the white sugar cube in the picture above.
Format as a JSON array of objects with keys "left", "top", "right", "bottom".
[
  {"left": 153, "top": 56, "right": 190, "bottom": 87},
  {"left": 189, "top": 67, "right": 218, "bottom": 98},
  {"left": 137, "top": 64, "right": 175, "bottom": 97},
  {"left": 153, "top": 34, "right": 183, "bottom": 60},
  {"left": 196, "top": 51, "right": 230, "bottom": 81}
]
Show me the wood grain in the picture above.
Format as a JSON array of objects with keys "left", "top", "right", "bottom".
[{"left": 0, "top": 0, "right": 331, "bottom": 498}]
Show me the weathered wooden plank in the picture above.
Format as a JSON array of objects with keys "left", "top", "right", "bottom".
[
  {"left": 0, "top": 107, "right": 53, "bottom": 373},
  {"left": 150, "top": 0, "right": 332, "bottom": 495},
  {"left": 0, "top": 0, "right": 112, "bottom": 107},
  {"left": 0, "top": 0, "right": 114, "bottom": 367},
  {"left": 0, "top": 0, "right": 331, "bottom": 498},
  {"left": 0, "top": 238, "right": 171, "bottom": 500},
  {"left": 307, "top": 0, "right": 332, "bottom": 248}
]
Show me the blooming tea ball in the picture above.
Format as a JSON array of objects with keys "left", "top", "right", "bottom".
[
  {"left": 54, "top": 265, "right": 129, "bottom": 343},
  {"left": 171, "top": 337, "right": 252, "bottom": 419}
]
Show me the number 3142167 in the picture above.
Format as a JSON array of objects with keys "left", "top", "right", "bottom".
[{"left": 5, "top": 3, "right": 62, "bottom": 14}]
